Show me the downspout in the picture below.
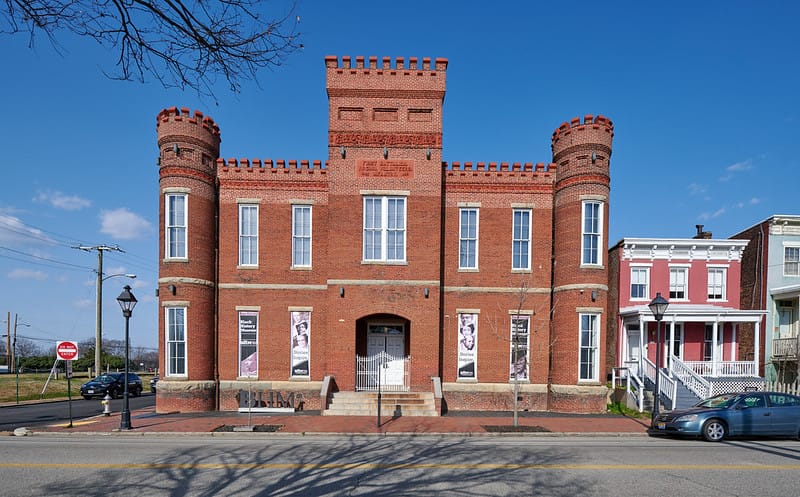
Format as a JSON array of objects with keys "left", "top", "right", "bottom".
[{"left": 214, "top": 177, "right": 221, "bottom": 410}]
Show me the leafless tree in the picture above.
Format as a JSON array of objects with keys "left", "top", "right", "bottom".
[{"left": 1, "top": 0, "right": 302, "bottom": 96}]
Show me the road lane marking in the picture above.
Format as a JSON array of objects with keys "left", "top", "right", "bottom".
[{"left": 1, "top": 462, "right": 799, "bottom": 471}]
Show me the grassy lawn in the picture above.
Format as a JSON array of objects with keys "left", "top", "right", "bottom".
[{"left": 0, "top": 372, "right": 156, "bottom": 403}]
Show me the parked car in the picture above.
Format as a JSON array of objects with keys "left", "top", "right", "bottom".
[
  {"left": 150, "top": 375, "right": 159, "bottom": 393},
  {"left": 80, "top": 372, "right": 143, "bottom": 400},
  {"left": 652, "top": 391, "right": 800, "bottom": 442}
]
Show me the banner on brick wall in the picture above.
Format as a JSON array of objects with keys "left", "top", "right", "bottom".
[
  {"left": 291, "top": 311, "right": 310, "bottom": 377},
  {"left": 457, "top": 313, "right": 477, "bottom": 379}
]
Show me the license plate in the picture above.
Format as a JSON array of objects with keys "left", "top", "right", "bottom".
[
  {"left": 657, "top": 422, "right": 666, "bottom": 430},
  {"left": 87, "top": 390, "right": 94, "bottom": 394}
]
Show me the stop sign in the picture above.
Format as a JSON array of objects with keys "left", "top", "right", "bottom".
[{"left": 56, "top": 341, "right": 79, "bottom": 361}]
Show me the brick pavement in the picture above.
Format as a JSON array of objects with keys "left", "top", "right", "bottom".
[{"left": 14, "top": 406, "right": 651, "bottom": 436}]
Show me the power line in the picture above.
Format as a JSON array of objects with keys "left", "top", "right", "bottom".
[{"left": 0, "top": 245, "right": 94, "bottom": 271}]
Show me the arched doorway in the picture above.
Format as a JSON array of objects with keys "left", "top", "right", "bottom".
[{"left": 355, "top": 314, "right": 411, "bottom": 391}]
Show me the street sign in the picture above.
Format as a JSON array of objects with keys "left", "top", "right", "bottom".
[{"left": 56, "top": 341, "right": 79, "bottom": 361}]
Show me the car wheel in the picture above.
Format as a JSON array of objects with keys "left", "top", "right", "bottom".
[
  {"left": 134, "top": 386, "right": 142, "bottom": 397},
  {"left": 108, "top": 388, "right": 117, "bottom": 399},
  {"left": 702, "top": 419, "right": 727, "bottom": 442},
  {"left": 83, "top": 395, "right": 92, "bottom": 400}
]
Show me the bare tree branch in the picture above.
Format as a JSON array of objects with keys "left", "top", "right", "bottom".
[{"left": 1, "top": 0, "right": 302, "bottom": 97}]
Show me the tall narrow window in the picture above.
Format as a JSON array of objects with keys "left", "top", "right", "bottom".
[
  {"left": 363, "top": 196, "right": 406, "bottom": 262},
  {"left": 459, "top": 208, "right": 478, "bottom": 269},
  {"left": 512, "top": 209, "right": 531, "bottom": 270},
  {"left": 239, "top": 204, "right": 258, "bottom": 266},
  {"left": 238, "top": 312, "right": 258, "bottom": 377},
  {"left": 704, "top": 325, "right": 714, "bottom": 361},
  {"left": 785, "top": 246, "right": 800, "bottom": 276},
  {"left": 165, "top": 194, "right": 187, "bottom": 259},
  {"left": 630, "top": 267, "right": 649, "bottom": 300},
  {"left": 579, "top": 313, "right": 599, "bottom": 381},
  {"left": 582, "top": 201, "right": 602, "bottom": 265},
  {"left": 707, "top": 267, "right": 726, "bottom": 300},
  {"left": 292, "top": 205, "right": 312, "bottom": 267},
  {"left": 166, "top": 307, "right": 186, "bottom": 376},
  {"left": 670, "top": 267, "right": 688, "bottom": 300}
]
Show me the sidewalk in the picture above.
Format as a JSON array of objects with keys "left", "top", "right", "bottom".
[{"left": 15, "top": 406, "right": 652, "bottom": 436}]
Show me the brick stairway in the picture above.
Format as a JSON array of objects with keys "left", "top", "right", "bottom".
[{"left": 323, "top": 391, "right": 437, "bottom": 416}]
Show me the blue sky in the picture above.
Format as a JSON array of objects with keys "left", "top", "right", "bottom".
[{"left": 1, "top": 1, "right": 799, "bottom": 352}]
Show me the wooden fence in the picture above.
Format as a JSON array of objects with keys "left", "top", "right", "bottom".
[{"left": 763, "top": 381, "right": 800, "bottom": 396}]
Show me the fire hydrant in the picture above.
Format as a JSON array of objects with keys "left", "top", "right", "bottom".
[{"left": 102, "top": 394, "right": 113, "bottom": 416}]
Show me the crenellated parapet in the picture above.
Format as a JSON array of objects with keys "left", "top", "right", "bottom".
[
  {"left": 324, "top": 55, "right": 448, "bottom": 72},
  {"left": 157, "top": 106, "right": 220, "bottom": 137},
  {"left": 157, "top": 107, "right": 221, "bottom": 182},
  {"left": 551, "top": 114, "right": 613, "bottom": 163},
  {"left": 443, "top": 161, "right": 557, "bottom": 192},
  {"left": 217, "top": 158, "right": 329, "bottom": 186}
]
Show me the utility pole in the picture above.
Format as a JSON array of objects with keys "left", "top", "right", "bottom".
[
  {"left": 4, "top": 311, "right": 9, "bottom": 371},
  {"left": 76, "top": 245, "right": 123, "bottom": 377}
]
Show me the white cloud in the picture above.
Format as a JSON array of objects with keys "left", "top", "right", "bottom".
[
  {"left": 8, "top": 268, "right": 48, "bottom": 280},
  {"left": 727, "top": 159, "right": 753, "bottom": 172},
  {"left": 699, "top": 208, "right": 726, "bottom": 221},
  {"left": 34, "top": 190, "right": 92, "bottom": 211},
  {"left": 687, "top": 183, "right": 706, "bottom": 195},
  {"left": 0, "top": 214, "right": 54, "bottom": 245},
  {"left": 99, "top": 208, "right": 153, "bottom": 240},
  {"left": 74, "top": 298, "right": 94, "bottom": 310}
]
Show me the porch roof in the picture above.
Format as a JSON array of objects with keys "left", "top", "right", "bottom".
[
  {"left": 770, "top": 284, "right": 800, "bottom": 299},
  {"left": 619, "top": 303, "right": 767, "bottom": 324}
]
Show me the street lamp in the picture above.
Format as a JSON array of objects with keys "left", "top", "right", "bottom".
[
  {"left": 648, "top": 292, "right": 669, "bottom": 423},
  {"left": 116, "top": 285, "right": 137, "bottom": 430},
  {"left": 95, "top": 272, "right": 136, "bottom": 378}
]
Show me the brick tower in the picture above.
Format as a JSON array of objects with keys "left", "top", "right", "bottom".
[
  {"left": 550, "top": 115, "right": 613, "bottom": 409},
  {"left": 323, "top": 55, "right": 447, "bottom": 390},
  {"left": 156, "top": 107, "right": 221, "bottom": 411}
]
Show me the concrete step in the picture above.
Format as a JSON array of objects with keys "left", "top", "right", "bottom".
[{"left": 324, "top": 391, "right": 437, "bottom": 417}]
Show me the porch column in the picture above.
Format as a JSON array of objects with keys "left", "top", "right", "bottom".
[
  {"left": 667, "top": 318, "right": 675, "bottom": 371},
  {"left": 731, "top": 324, "right": 738, "bottom": 361},
  {"left": 712, "top": 319, "right": 719, "bottom": 377},
  {"left": 754, "top": 320, "right": 761, "bottom": 377},
  {"left": 638, "top": 315, "right": 645, "bottom": 376}
]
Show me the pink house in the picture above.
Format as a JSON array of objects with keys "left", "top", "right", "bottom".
[{"left": 608, "top": 227, "right": 766, "bottom": 410}]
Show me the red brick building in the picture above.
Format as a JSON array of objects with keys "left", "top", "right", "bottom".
[{"left": 155, "top": 55, "right": 614, "bottom": 414}]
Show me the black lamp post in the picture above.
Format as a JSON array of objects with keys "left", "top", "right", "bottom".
[
  {"left": 648, "top": 292, "right": 669, "bottom": 423},
  {"left": 116, "top": 285, "right": 137, "bottom": 430}
]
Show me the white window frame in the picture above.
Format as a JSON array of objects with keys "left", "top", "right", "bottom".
[
  {"left": 363, "top": 196, "right": 406, "bottom": 262},
  {"left": 785, "top": 245, "right": 800, "bottom": 277},
  {"left": 459, "top": 208, "right": 479, "bottom": 270},
  {"left": 165, "top": 193, "right": 187, "bottom": 259},
  {"left": 669, "top": 266, "right": 689, "bottom": 300},
  {"left": 707, "top": 266, "right": 727, "bottom": 301},
  {"left": 292, "top": 204, "right": 312, "bottom": 268},
  {"left": 238, "top": 204, "right": 258, "bottom": 266},
  {"left": 511, "top": 209, "right": 531, "bottom": 270},
  {"left": 581, "top": 201, "right": 603, "bottom": 266},
  {"left": 165, "top": 306, "right": 187, "bottom": 377},
  {"left": 630, "top": 266, "right": 650, "bottom": 300},
  {"left": 579, "top": 313, "right": 599, "bottom": 382}
]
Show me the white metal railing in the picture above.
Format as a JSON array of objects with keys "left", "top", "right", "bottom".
[
  {"left": 611, "top": 366, "right": 645, "bottom": 412},
  {"left": 643, "top": 357, "right": 677, "bottom": 411},
  {"left": 682, "top": 360, "right": 757, "bottom": 377},
  {"left": 671, "top": 356, "right": 712, "bottom": 399},
  {"left": 772, "top": 338, "right": 799, "bottom": 358},
  {"left": 355, "top": 352, "right": 410, "bottom": 392}
]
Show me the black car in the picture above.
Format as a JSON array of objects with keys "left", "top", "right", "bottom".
[{"left": 80, "top": 372, "right": 143, "bottom": 399}]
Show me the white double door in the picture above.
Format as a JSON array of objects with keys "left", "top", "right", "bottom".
[{"left": 367, "top": 333, "right": 405, "bottom": 388}]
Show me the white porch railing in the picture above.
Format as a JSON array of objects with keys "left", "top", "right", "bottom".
[
  {"left": 772, "top": 338, "right": 799, "bottom": 359},
  {"left": 764, "top": 381, "right": 800, "bottom": 395},
  {"left": 643, "top": 357, "right": 677, "bottom": 410},
  {"left": 355, "top": 352, "right": 410, "bottom": 392},
  {"left": 671, "top": 356, "right": 711, "bottom": 399},
  {"left": 611, "top": 367, "right": 645, "bottom": 413},
  {"left": 682, "top": 360, "right": 758, "bottom": 377}
]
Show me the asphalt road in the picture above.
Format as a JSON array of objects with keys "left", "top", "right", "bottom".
[
  {"left": 0, "top": 393, "right": 156, "bottom": 431},
  {"left": 1, "top": 435, "right": 799, "bottom": 496}
]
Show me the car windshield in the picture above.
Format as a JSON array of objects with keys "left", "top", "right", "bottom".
[
  {"left": 94, "top": 375, "right": 117, "bottom": 383},
  {"left": 695, "top": 394, "right": 738, "bottom": 409}
]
